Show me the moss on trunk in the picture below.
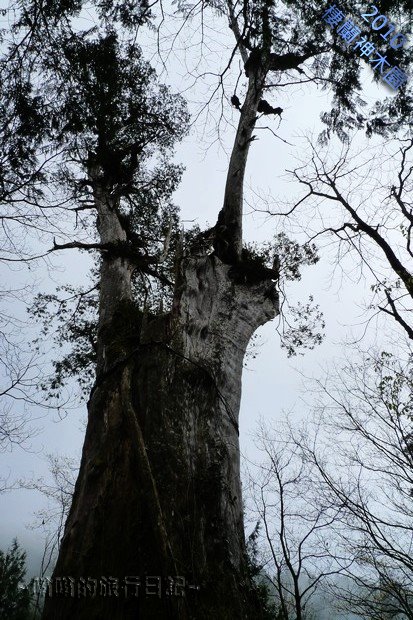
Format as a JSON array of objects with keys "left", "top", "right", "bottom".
[{"left": 42, "top": 254, "right": 278, "bottom": 619}]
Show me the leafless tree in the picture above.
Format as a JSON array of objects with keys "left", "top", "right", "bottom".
[
  {"left": 0, "top": 288, "right": 43, "bottom": 491},
  {"left": 19, "top": 453, "right": 78, "bottom": 619},
  {"left": 292, "top": 347, "right": 413, "bottom": 619},
  {"left": 247, "top": 344, "right": 413, "bottom": 618},
  {"left": 283, "top": 138, "right": 413, "bottom": 341},
  {"left": 247, "top": 420, "right": 354, "bottom": 620}
]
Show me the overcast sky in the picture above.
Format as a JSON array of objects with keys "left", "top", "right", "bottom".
[{"left": 0, "top": 1, "right": 401, "bottom": 580}]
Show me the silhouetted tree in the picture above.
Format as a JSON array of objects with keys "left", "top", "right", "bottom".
[
  {"left": 0, "top": 539, "right": 32, "bottom": 620},
  {"left": 1, "top": 0, "right": 413, "bottom": 617}
]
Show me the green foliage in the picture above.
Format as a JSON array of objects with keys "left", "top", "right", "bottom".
[
  {"left": 227, "top": 0, "right": 413, "bottom": 140},
  {"left": 2, "top": 2, "right": 190, "bottom": 400},
  {"left": 28, "top": 228, "right": 324, "bottom": 399},
  {"left": 0, "top": 78, "right": 48, "bottom": 204},
  {"left": 30, "top": 30, "right": 189, "bottom": 206},
  {"left": 373, "top": 351, "right": 413, "bottom": 421},
  {"left": 280, "top": 295, "right": 325, "bottom": 357},
  {"left": 30, "top": 284, "right": 99, "bottom": 399},
  {"left": 271, "top": 234, "right": 325, "bottom": 356},
  {"left": 273, "top": 233, "right": 319, "bottom": 281},
  {"left": 28, "top": 220, "right": 204, "bottom": 400},
  {"left": 0, "top": 540, "right": 32, "bottom": 620},
  {"left": 242, "top": 233, "right": 318, "bottom": 280},
  {"left": 1, "top": 3, "right": 190, "bottom": 216},
  {"left": 242, "top": 234, "right": 324, "bottom": 356},
  {"left": 48, "top": 31, "right": 189, "bottom": 181},
  {"left": 17, "top": 0, "right": 152, "bottom": 31}
]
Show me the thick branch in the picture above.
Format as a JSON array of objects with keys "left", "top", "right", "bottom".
[
  {"left": 214, "top": 67, "right": 265, "bottom": 263},
  {"left": 269, "top": 50, "right": 316, "bottom": 73},
  {"left": 327, "top": 181, "right": 413, "bottom": 300},
  {"left": 51, "top": 239, "right": 172, "bottom": 286},
  {"left": 378, "top": 291, "right": 413, "bottom": 341}
]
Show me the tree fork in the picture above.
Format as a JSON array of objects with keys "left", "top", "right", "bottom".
[
  {"left": 42, "top": 38, "right": 279, "bottom": 620},
  {"left": 42, "top": 252, "right": 278, "bottom": 619}
]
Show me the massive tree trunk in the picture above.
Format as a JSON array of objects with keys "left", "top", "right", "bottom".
[
  {"left": 42, "top": 253, "right": 278, "bottom": 619},
  {"left": 42, "top": 54, "right": 278, "bottom": 619}
]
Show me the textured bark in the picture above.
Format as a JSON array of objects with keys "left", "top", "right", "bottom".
[
  {"left": 42, "top": 247, "right": 278, "bottom": 619},
  {"left": 214, "top": 70, "right": 265, "bottom": 263},
  {"left": 91, "top": 169, "right": 134, "bottom": 375},
  {"left": 42, "top": 51, "right": 279, "bottom": 619}
]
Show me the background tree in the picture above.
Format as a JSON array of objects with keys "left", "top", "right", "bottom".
[
  {"left": 247, "top": 421, "right": 353, "bottom": 620},
  {"left": 18, "top": 454, "right": 78, "bottom": 619},
  {"left": 286, "top": 138, "right": 413, "bottom": 341},
  {"left": 0, "top": 539, "right": 33, "bottom": 620},
  {"left": 294, "top": 348, "right": 413, "bottom": 619},
  {"left": 248, "top": 345, "right": 413, "bottom": 619},
  {"left": 245, "top": 523, "right": 279, "bottom": 618},
  {"left": 0, "top": 0, "right": 93, "bottom": 485}
]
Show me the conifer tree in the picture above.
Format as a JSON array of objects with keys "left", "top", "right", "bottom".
[{"left": 1, "top": 0, "right": 412, "bottom": 617}]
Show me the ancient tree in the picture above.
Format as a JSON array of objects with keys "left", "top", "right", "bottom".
[
  {"left": 3, "top": 6, "right": 278, "bottom": 617},
  {"left": 1, "top": 0, "right": 412, "bottom": 617}
]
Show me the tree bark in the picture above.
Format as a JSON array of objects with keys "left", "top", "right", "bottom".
[
  {"left": 214, "top": 64, "right": 266, "bottom": 263},
  {"left": 42, "top": 61, "right": 279, "bottom": 619},
  {"left": 42, "top": 245, "right": 278, "bottom": 619}
]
